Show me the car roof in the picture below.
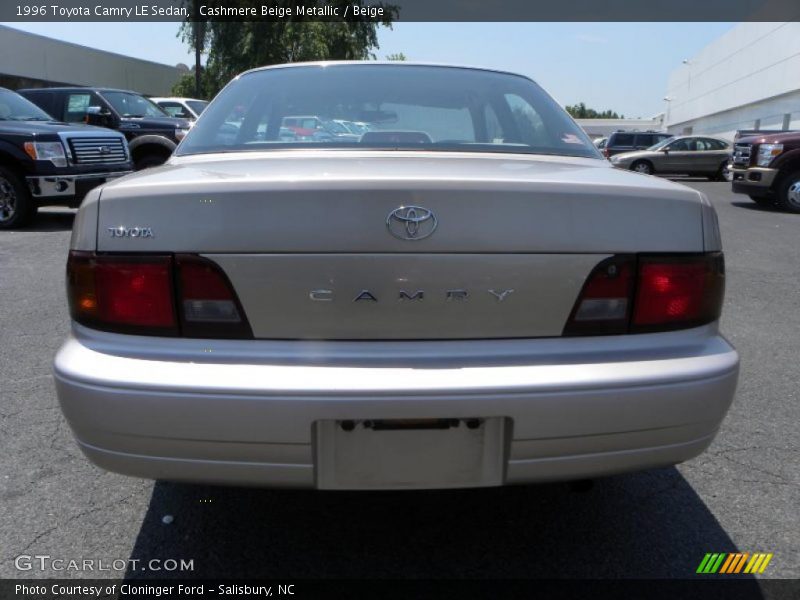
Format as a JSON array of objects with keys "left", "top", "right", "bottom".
[
  {"left": 661, "top": 135, "right": 730, "bottom": 142},
  {"left": 151, "top": 97, "right": 206, "bottom": 103},
  {"left": 610, "top": 131, "right": 669, "bottom": 135},
  {"left": 17, "top": 87, "right": 139, "bottom": 94}
]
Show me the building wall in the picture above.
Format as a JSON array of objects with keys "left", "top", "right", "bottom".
[
  {"left": 664, "top": 22, "right": 800, "bottom": 140},
  {"left": 0, "top": 25, "right": 182, "bottom": 95},
  {"left": 575, "top": 117, "right": 665, "bottom": 139}
]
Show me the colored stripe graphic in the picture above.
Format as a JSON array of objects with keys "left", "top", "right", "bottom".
[
  {"left": 710, "top": 554, "right": 726, "bottom": 573},
  {"left": 734, "top": 553, "right": 750, "bottom": 573},
  {"left": 699, "top": 552, "right": 773, "bottom": 575},
  {"left": 697, "top": 554, "right": 713, "bottom": 573},
  {"left": 719, "top": 554, "right": 736, "bottom": 574},
  {"left": 758, "top": 554, "right": 774, "bottom": 573}
]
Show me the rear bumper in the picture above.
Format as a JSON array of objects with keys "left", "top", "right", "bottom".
[{"left": 53, "top": 324, "right": 739, "bottom": 489}]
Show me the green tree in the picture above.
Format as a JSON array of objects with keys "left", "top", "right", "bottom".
[
  {"left": 171, "top": 70, "right": 214, "bottom": 98},
  {"left": 385, "top": 52, "right": 406, "bottom": 61},
  {"left": 178, "top": 1, "right": 398, "bottom": 98},
  {"left": 565, "top": 103, "right": 621, "bottom": 119}
]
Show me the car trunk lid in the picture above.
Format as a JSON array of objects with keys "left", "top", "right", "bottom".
[{"left": 95, "top": 152, "right": 704, "bottom": 339}]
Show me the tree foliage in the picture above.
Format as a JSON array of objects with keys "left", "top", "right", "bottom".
[
  {"left": 385, "top": 52, "right": 406, "bottom": 61},
  {"left": 565, "top": 102, "right": 624, "bottom": 119},
  {"left": 176, "top": 1, "right": 397, "bottom": 98}
]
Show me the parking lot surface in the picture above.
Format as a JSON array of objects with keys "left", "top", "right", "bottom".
[{"left": 1, "top": 182, "right": 798, "bottom": 580}]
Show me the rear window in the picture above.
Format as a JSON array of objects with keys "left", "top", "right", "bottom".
[{"left": 177, "top": 65, "right": 600, "bottom": 159}]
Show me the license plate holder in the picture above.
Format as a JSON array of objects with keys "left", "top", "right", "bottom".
[{"left": 314, "top": 417, "right": 507, "bottom": 490}]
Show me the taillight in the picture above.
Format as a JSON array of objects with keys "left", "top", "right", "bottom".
[
  {"left": 67, "top": 252, "right": 252, "bottom": 338},
  {"left": 633, "top": 254, "right": 724, "bottom": 332},
  {"left": 68, "top": 252, "right": 177, "bottom": 335},
  {"left": 564, "top": 253, "right": 724, "bottom": 336},
  {"left": 563, "top": 256, "right": 635, "bottom": 336},
  {"left": 603, "top": 148, "right": 610, "bottom": 159},
  {"left": 175, "top": 254, "right": 252, "bottom": 339}
]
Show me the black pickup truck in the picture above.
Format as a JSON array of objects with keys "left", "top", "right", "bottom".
[
  {"left": 18, "top": 87, "right": 191, "bottom": 170},
  {"left": 0, "top": 87, "right": 133, "bottom": 229}
]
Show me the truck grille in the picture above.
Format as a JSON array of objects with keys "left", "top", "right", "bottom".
[
  {"left": 732, "top": 143, "right": 752, "bottom": 168},
  {"left": 68, "top": 137, "right": 128, "bottom": 165}
]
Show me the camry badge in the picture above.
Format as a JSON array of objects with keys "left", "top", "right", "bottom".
[{"left": 386, "top": 206, "right": 437, "bottom": 240}]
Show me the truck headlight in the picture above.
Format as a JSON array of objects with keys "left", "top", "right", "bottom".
[
  {"left": 23, "top": 141, "right": 68, "bottom": 167},
  {"left": 757, "top": 144, "right": 783, "bottom": 167}
]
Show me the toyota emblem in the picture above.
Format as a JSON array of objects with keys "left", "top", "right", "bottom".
[{"left": 386, "top": 206, "right": 437, "bottom": 240}]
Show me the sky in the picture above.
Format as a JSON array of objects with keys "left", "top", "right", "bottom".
[{"left": 3, "top": 22, "right": 736, "bottom": 117}]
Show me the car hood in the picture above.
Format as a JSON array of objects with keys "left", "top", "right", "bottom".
[
  {"left": 0, "top": 120, "right": 119, "bottom": 136},
  {"left": 737, "top": 131, "right": 799, "bottom": 145}
]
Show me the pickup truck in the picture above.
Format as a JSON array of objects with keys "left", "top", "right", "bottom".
[
  {"left": 730, "top": 130, "right": 800, "bottom": 213},
  {"left": 18, "top": 87, "right": 191, "bottom": 170},
  {"left": 0, "top": 87, "right": 132, "bottom": 229}
]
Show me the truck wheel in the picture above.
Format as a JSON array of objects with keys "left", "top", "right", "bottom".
[
  {"left": 135, "top": 154, "right": 168, "bottom": 170},
  {"left": 748, "top": 194, "right": 776, "bottom": 208},
  {"left": 776, "top": 170, "right": 800, "bottom": 213},
  {"left": 0, "top": 166, "right": 35, "bottom": 229}
]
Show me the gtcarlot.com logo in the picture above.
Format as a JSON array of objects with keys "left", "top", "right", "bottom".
[
  {"left": 14, "top": 554, "right": 194, "bottom": 572},
  {"left": 696, "top": 552, "right": 773, "bottom": 575}
]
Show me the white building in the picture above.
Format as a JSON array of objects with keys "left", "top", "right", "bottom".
[
  {"left": 664, "top": 22, "right": 800, "bottom": 140},
  {"left": 0, "top": 25, "right": 184, "bottom": 95}
]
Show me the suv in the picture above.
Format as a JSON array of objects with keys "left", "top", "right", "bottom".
[
  {"left": 18, "top": 87, "right": 191, "bottom": 170},
  {"left": 730, "top": 131, "right": 800, "bottom": 212},
  {"left": 0, "top": 87, "right": 132, "bottom": 229},
  {"left": 603, "top": 131, "right": 672, "bottom": 158}
]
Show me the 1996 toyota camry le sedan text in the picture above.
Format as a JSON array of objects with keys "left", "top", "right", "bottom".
[{"left": 54, "top": 63, "right": 739, "bottom": 490}]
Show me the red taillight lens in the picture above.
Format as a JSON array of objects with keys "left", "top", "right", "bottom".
[
  {"left": 603, "top": 148, "right": 610, "bottom": 158},
  {"left": 633, "top": 254, "right": 724, "bottom": 332},
  {"left": 68, "top": 252, "right": 177, "bottom": 335},
  {"left": 564, "top": 253, "right": 725, "bottom": 336},
  {"left": 67, "top": 252, "right": 252, "bottom": 338}
]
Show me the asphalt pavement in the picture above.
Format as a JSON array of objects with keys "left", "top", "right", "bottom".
[{"left": 1, "top": 182, "right": 798, "bottom": 583}]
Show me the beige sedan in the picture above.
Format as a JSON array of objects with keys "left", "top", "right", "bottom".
[
  {"left": 53, "top": 63, "right": 738, "bottom": 491},
  {"left": 610, "top": 135, "right": 731, "bottom": 179}
]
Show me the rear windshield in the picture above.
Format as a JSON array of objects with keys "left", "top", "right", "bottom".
[{"left": 177, "top": 65, "right": 600, "bottom": 159}]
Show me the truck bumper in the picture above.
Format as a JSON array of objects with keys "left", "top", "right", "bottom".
[
  {"left": 730, "top": 167, "right": 779, "bottom": 196},
  {"left": 27, "top": 171, "right": 132, "bottom": 203}
]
